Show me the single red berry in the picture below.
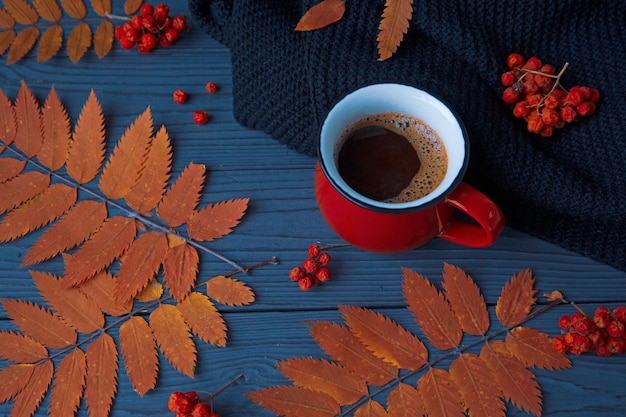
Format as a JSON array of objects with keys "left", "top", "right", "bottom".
[
  {"left": 307, "top": 243, "right": 321, "bottom": 258},
  {"left": 588, "top": 330, "right": 606, "bottom": 350},
  {"left": 125, "top": 28, "right": 141, "bottom": 43},
  {"left": 512, "top": 101, "right": 530, "bottom": 118},
  {"left": 525, "top": 93, "right": 542, "bottom": 107},
  {"left": 541, "top": 108, "right": 561, "bottom": 126},
  {"left": 298, "top": 275, "right": 315, "bottom": 291},
  {"left": 142, "top": 14, "right": 158, "bottom": 31},
  {"left": 596, "top": 345, "right": 612, "bottom": 356},
  {"left": 557, "top": 315, "right": 572, "bottom": 329},
  {"left": 114, "top": 25, "right": 125, "bottom": 39},
  {"left": 140, "top": 3, "right": 154, "bottom": 17},
  {"left": 318, "top": 252, "right": 331, "bottom": 266},
  {"left": 500, "top": 71, "right": 516, "bottom": 86},
  {"left": 594, "top": 310, "right": 610, "bottom": 328},
  {"left": 569, "top": 334, "right": 592, "bottom": 355},
  {"left": 551, "top": 336, "right": 568, "bottom": 353},
  {"left": 607, "top": 320, "right": 625, "bottom": 338},
  {"left": 506, "top": 53, "right": 524, "bottom": 69},
  {"left": 606, "top": 337, "right": 625, "bottom": 354},
  {"left": 595, "top": 306, "right": 611, "bottom": 315},
  {"left": 168, "top": 391, "right": 184, "bottom": 412},
  {"left": 130, "top": 14, "right": 144, "bottom": 30},
  {"left": 193, "top": 110, "right": 209, "bottom": 125},
  {"left": 191, "top": 403, "right": 212, "bottom": 417},
  {"left": 173, "top": 89, "right": 189, "bottom": 104},
  {"left": 543, "top": 94, "right": 559, "bottom": 110},
  {"left": 572, "top": 316, "right": 596, "bottom": 336},
  {"left": 521, "top": 78, "right": 539, "bottom": 95},
  {"left": 539, "top": 125, "right": 553, "bottom": 138},
  {"left": 563, "top": 332, "right": 575, "bottom": 346},
  {"left": 172, "top": 16, "right": 187, "bottom": 31},
  {"left": 560, "top": 105, "right": 578, "bottom": 123},
  {"left": 502, "top": 87, "right": 520, "bottom": 104},
  {"left": 140, "top": 32, "right": 157, "bottom": 52},
  {"left": 289, "top": 266, "right": 305, "bottom": 281},
  {"left": 155, "top": 3, "right": 170, "bottom": 19},
  {"left": 523, "top": 56, "right": 542, "bottom": 70},
  {"left": 164, "top": 28, "right": 179, "bottom": 43},
  {"left": 302, "top": 258, "right": 319, "bottom": 274},
  {"left": 566, "top": 87, "right": 585, "bottom": 106},
  {"left": 526, "top": 113, "right": 544, "bottom": 133},
  {"left": 613, "top": 306, "right": 626, "bottom": 322},
  {"left": 159, "top": 34, "right": 173, "bottom": 47},
  {"left": 205, "top": 82, "right": 218, "bottom": 94},
  {"left": 173, "top": 396, "right": 193, "bottom": 414},
  {"left": 315, "top": 267, "right": 331, "bottom": 282},
  {"left": 576, "top": 101, "right": 595, "bottom": 116},
  {"left": 119, "top": 36, "right": 136, "bottom": 49},
  {"left": 185, "top": 391, "right": 201, "bottom": 406},
  {"left": 587, "top": 87, "right": 601, "bottom": 103}
]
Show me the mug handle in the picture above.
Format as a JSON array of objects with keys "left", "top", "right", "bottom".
[{"left": 437, "top": 182, "right": 505, "bottom": 247}]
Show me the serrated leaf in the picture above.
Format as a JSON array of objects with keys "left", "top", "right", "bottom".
[
  {"left": 4, "top": 0, "right": 39, "bottom": 25},
  {"left": 91, "top": 0, "right": 111, "bottom": 16},
  {"left": 163, "top": 236, "right": 199, "bottom": 302},
  {"left": 177, "top": 291, "right": 227, "bottom": 347},
  {"left": 0, "top": 30, "right": 17, "bottom": 56},
  {"left": 496, "top": 269, "right": 537, "bottom": 327},
  {"left": 506, "top": 327, "right": 571, "bottom": 370},
  {"left": 60, "top": 0, "right": 87, "bottom": 19},
  {"left": 377, "top": 0, "right": 413, "bottom": 61},
  {"left": 13, "top": 80, "right": 42, "bottom": 157},
  {"left": 442, "top": 263, "right": 490, "bottom": 335},
  {"left": 0, "top": 331, "right": 48, "bottom": 364},
  {"left": 33, "top": 0, "right": 62, "bottom": 21},
  {"left": 206, "top": 275, "right": 255, "bottom": 306},
  {"left": 386, "top": 382, "right": 423, "bottom": 417},
  {"left": 294, "top": 0, "right": 345, "bottom": 31},
  {"left": 63, "top": 216, "right": 137, "bottom": 287},
  {"left": 0, "top": 182, "right": 77, "bottom": 243},
  {"left": 150, "top": 304, "right": 196, "bottom": 377},
  {"left": 402, "top": 267, "right": 462, "bottom": 350},
  {"left": 245, "top": 386, "right": 341, "bottom": 417},
  {"left": 99, "top": 107, "right": 153, "bottom": 200},
  {"left": 156, "top": 162, "right": 206, "bottom": 227},
  {"left": 353, "top": 400, "right": 389, "bottom": 417},
  {"left": 125, "top": 125, "right": 172, "bottom": 214},
  {"left": 339, "top": 305, "right": 428, "bottom": 371},
  {"left": 0, "top": 158, "right": 27, "bottom": 184},
  {"left": 1, "top": 299, "right": 76, "bottom": 349},
  {"left": 0, "top": 88, "right": 17, "bottom": 143},
  {"left": 0, "top": 364, "right": 35, "bottom": 403},
  {"left": 39, "top": 86, "right": 70, "bottom": 170},
  {"left": 0, "top": 171, "right": 50, "bottom": 215},
  {"left": 78, "top": 270, "right": 133, "bottom": 316},
  {"left": 277, "top": 358, "right": 367, "bottom": 405},
  {"left": 306, "top": 321, "right": 397, "bottom": 386},
  {"left": 7, "top": 26, "right": 38, "bottom": 64},
  {"left": 37, "top": 24, "right": 63, "bottom": 63},
  {"left": 187, "top": 198, "right": 249, "bottom": 241},
  {"left": 12, "top": 360, "right": 53, "bottom": 417},
  {"left": 49, "top": 348, "right": 87, "bottom": 417},
  {"left": 119, "top": 316, "right": 158, "bottom": 396},
  {"left": 449, "top": 353, "right": 506, "bottom": 417},
  {"left": 66, "top": 89, "right": 106, "bottom": 184},
  {"left": 31, "top": 270, "right": 105, "bottom": 334},
  {"left": 85, "top": 333, "right": 118, "bottom": 417},
  {"left": 114, "top": 230, "right": 168, "bottom": 304},
  {"left": 22, "top": 200, "right": 107, "bottom": 266},
  {"left": 67, "top": 21, "right": 91, "bottom": 64},
  {"left": 0, "top": 8, "right": 16, "bottom": 28},
  {"left": 123, "top": 0, "right": 142, "bottom": 15},
  {"left": 136, "top": 278, "right": 163, "bottom": 302},
  {"left": 480, "top": 341, "right": 542, "bottom": 417},
  {"left": 93, "top": 19, "right": 114, "bottom": 58},
  {"left": 417, "top": 368, "right": 464, "bottom": 417}
]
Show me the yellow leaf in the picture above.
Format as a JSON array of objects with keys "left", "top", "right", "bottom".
[
  {"left": 136, "top": 277, "right": 164, "bottom": 302},
  {"left": 177, "top": 292, "right": 227, "bottom": 347},
  {"left": 206, "top": 275, "right": 255, "bottom": 306},
  {"left": 377, "top": 0, "right": 413, "bottom": 61},
  {"left": 37, "top": 24, "right": 63, "bottom": 63},
  {"left": 7, "top": 26, "right": 38, "bottom": 64},
  {"left": 67, "top": 21, "right": 91, "bottom": 64},
  {"left": 149, "top": 304, "right": 196, "bottom": 377},
  {"left": 119, "top": 316, "right": 158, "bottom": 396}
]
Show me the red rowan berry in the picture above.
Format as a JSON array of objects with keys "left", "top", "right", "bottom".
[
  {"left": 543, "top": 94, "right": 559, "bottom": 110},
  {"left": 566, "top": 87, "right": 585, "bottom": 106},
  {"left": 560, "top": 105, "right": 578, "bottom": 123},
  {"left": 168, "top": 392, "right": 184, "bottom": 412},
  {"left": 142, "top": 14, "right": 158, "bottom": 31},
  {"left": 307, "top": 243, "right": 321, "bottom": 258},
  {"left": 315, "top": 267, "right": 331, "bottom": 282},
  {"left": 193, "top": 110, "right": 209, "bottom": 125},
  {"left": 572, "top": 316, "right": 596, "bottom": 336},
  {"left": 551, "top": 336, "right": 568, "bottom": 353},
  {"left": 613, "top": 306, "right": 626, "bottom": 322},
  {"left": 140, "top": 33, "right": 157, "bottom": 52},
  {"left": 595, "top": 306, "right": 611, "bottom": 315},
  {"left": 588, "top": 330, "right": 605, "bottom": 350},
  {"left": 155, "top": 3, "right": 170, "bottom": 19},
  {"left": 594, "top": 310, "right": 610, "bottom": 328},
  {"left": 114, "top": 25, "right": 125, "bottom": 39},
  {"left": 576, "top": 101, "right": 595, "bottom": 116},
  {"left": 512, "top": 101, "right": 530, "bottom": 118},
  {"left": 173, "top": 89, "right": 189, "bottom": 104},
  {"left": 587, "top": 87, "right": 601, "bottom": 103},
  {"left": 119, "top": 36, "right": 135, "bottom": 49},
  {"left": 558, "top": 315, "right": 572, "bottom": 329},
  {"left": 506, "top": 53, "right": 525, "bottom": 69},
  {"left": 523, "top": 56, "right": 542, "bottom": 70},
  {"left": 502, "top": 87, "right": 520, "bottom": 104},
  {"left": 521, "top": 78, "right": 539, "bottom": 95},
  {"left": 289, "top": 266, "right": 305, "bottom": 281},
  {"left": 607, "top": 320, "right": 625, "bottom": 338},
  {"left": 526, "top": 113, "right": 544, "bottom": 133},
  {"left": 541, "top": 108, "right": 561, "bottom": 126},
  {"left": 596, "top": 345, "right": 612, "bottom": 356},
  {"left": 159, "top": 34, "right": 172, "bottom": 48},
  {"left": 205, "top": 82, "right": 218, "bottom": 94},
  {"left": 564, "top": 332, "right": 576, "bottom": 346},
  {"left": 606, "top": 337, "right": 625, "bottom": 354},
  {"left": 298, "top": 276, "right": 315, "bottom": 291},
  {"left": 164, "top": 28, "right": 179, "bottom": 43},
  {"left": 191, "top": 403, "right": 212, "bottom": 417},
  {"left": 570, "top": 334, "right": 592, "bottom": 355},
  {"left": 185, "top": 391, "right": 201, "bottom": 406},
  {"left": 140, "top": 3, "right": 154, "bottom": 17},
  {"left": 539, "top": 125, "right": 553, "bottom": 138},
  {"left": 526, "top": 93, "right": 543, "bottom": 107},
  {"left": 173, "top": 396, "right": 193, "bottom": 415},
  {"left": 302, "top": 258, "right": 319, "bottom": 274},
  {"left": 130, "top": 15, "right": 144, "bottom": 30},
  {"left": 172, "top": 16, "right": 187, "bottom": 31},
  {"left": 501, "top": 71, "right": 516, "bottom": 86},
  {"left": 318, "top": 252, "right": 331, "bottom": 266}
]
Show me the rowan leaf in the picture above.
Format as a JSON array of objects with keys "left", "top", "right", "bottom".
[
  {"left": 187, "top": 198, "right": 248, "bottom": 241},
  {"left": 123, "top": 0, "right": 142, "bottom": 15},
  {"left": 277, "top": 358, "right": 368, "bottom": 405},
  {"left": 149, "top": 304, "right": 196, "bottom": 377},
  {"left": 0, "top": 157, "right": 27, "bottom": 183},
  {"left": 386, "top": 382, "right": 423, "bottom": 417},
  {"left": 156, "top": 162, "right": 206, "bottom": 227},
  {"left": 506, "top": 327, "right": 571, "bottom": 370},
  {"left": 13, "top": 80, "right": 42, "bottom": 157},
  {"left": 37, "top": 24, "right": 63, "bottom": 63},
  {"left": 163, "top": 235, "right": 199, "bottom": 302},
  {"left": 0, "top": 88, "right": 17, "bottom": 144},
  {"left": 1, "top": 299, "right": 76, "bottom": 349},
  {"left": 0, "top": 364, "right": 35, "bottom": 403},
  {"left": 496, "top": 269, "right": 537, "bottom": 327},
  {"left": 62, "top": 216, "right": 137, "bottom": 288},
  {"left": 93, "top": 19, "right": 114, "bottom": 58},
  {"left": 339, "top": 305, "right": 428, "bottom": 371},
  {"left": 0, "top": 8, "right": 16, "bottom": 28},
  {"left": 206, "top": 275, "right": 255, "bottom": 306},
  {"left": 67, "top": 21, "right": 91, "bottom": 64},
  {"left": 135, "top": 278, "right": 163, "bottom": 302},
  {"left": 402, "top": 266, "right": 462, "bottom": 350},
  {"left": 377, "top": 0, "right": 413, "bottom": 61},
  {"left": 66, "top": 89, "right": 106, "bottom": 184},
  {"left": 449, "top": 353, "right": 506, "bottom": 417},
  {"left": 353, "top": 400, "right": 389, "bottom": 417},
  {"left": 7, "top": 26, "right": 39, "bottom": 64},
  {"left": 125, "top": 125, "right": 172, "bottom": 214},
  {"left": 0, "top": 331, "right": 48, "bottom": 364},
  {"left": 294, "top": 0, "right": 345, "bottom": 31},
  {"left": 99, "top": 107, "right": 153, "bottom": 200},
  {"left": 3, "top": 0, "right": 39, "bottom": 25},
  {"left": 33, "top": 0, "right": 63, "bottom": 21},
  {"left": 0, "top": 182, "right": 77, "bottom": 243},
  {"left": 11, "top": 360, "right": 53, "bottom": 417},
  {"left": 22, "top": 200, "right": 107, "bottom": 266},
  {"left": 0, "top": 30, "right": 16, "bottom": 56},
  {"left": 91, "top": 0, "right": 112, "bottom": 16},
  {"left": 114, "top": 230, "right": 168, "bottom": 304},
  {"left": 39, "top": 85, "right": 71, "bottom": 170},
  {"left": 442, "top": 263, "right": 490, "bottom": 335},
  {"left": 177, "top": 291, "right": 227, "bottom": 347},
  {"left": 84, "top": 333, "right": 118, "bottom": 417},
  {"left": 417, "top": 368, "right": 464, "bottom": 417},
  {"left": 0, "top": 171, "right": 50, "bottom": 215},
  {"left": 31, "top": 270, "right": 105, "bottom": 334},
  {"left": 49, "top": 348, "right": 87, "bottom": 417},
  {"left": 59, "top": 0, "right": 87, "bottom": 19},
  {"left": 245, "top": 386, "right": 341, "bottom": 417},
  {"left": 78, "top": 270, "right": 133, "bottom": 316},
  {"left": 119, "top": 316, "right": 158, "bottom": 396}
]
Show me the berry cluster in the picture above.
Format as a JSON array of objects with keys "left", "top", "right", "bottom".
[
  {"left": 289, "top": 243, "right": 332, "bottom": 291},
  {"left": 552, "top": 306, "right": 626, "bottom": 356},
  {"left": 168, "top": 391, "right": 219, "bottom": 417},
  {"left": 114, "top": 3, "right": 187, "bottom": 53},
  {"left": 500, "top": 53, "right": 600, "bottom": 137}
]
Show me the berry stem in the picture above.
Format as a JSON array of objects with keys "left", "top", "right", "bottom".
[
  {"left": 207, "top": 373, "right": 243, "bottom": 401},
  {"left": 105, "top": 13, "right": 131, "bottom": 21}
]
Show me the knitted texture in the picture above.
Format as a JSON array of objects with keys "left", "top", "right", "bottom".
[{"left": 189, "top": 0, "right": 626, "bottom": 271}]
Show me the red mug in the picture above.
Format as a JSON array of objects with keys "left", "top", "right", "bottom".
[{"left": 314, "top": 84, "right": 504, "bottom": 253}]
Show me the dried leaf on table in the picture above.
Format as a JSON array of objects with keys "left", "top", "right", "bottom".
[
  {"left": 0, "top": 171, "right": 50, "bottom": 215},
  {"left": 245, "top": 386, "right": 341, "bottom": 417},
  {"left": 177, "top": 291, "right": 227, "bottom": 347},
  {"left": 0, "top": 363, "right": 35, "bottom": 403},
  {"left": 377, "top": 0, "right": 413, "bottom": 61},
  {"left": 163, "top": 235, "right": 199, "bottom": 302},
  {"left": 149, "top": 304, "right": 197, "bottom": 377},
  {"left": 91, "top": 0, "right": 112, "bottom": 16},
  {"left": 37, "top": 24, "right": 63, "bottom": 63},
  {"left": 49, "top": 348, "right": 87, "bottom": 417},
  {"left": 386, "top": 382, "right": 423, "bottom": 416},
  {"left": 67, "top": 22, "right": 91, "bottom": 64},
  {"left": 13, "top": 80, "right": 42, "bottom": 158},
  {"left": 66, "top": 89, "right": 106, "bottom": 184},
  {"left": 295, "top": 0, "right": 345, "bottom": 31},
  {"left": 123, "top": 0, "right": 142, "bottom": 15},
  {"left": 119, "top": 316, "right": 158, "bottom": 396},
  {"left": 0, "top": 331, "right": 48, "bottom": 364},
  {"left": 353, "top": 400, "right": 389, "bottom": 417},
  {"left": 33, "top": 0, "right": 63, "bottom": 21},
  {"left": 442, "top": 262, "right": 490, "bottom": 335},
  {"left": 206, "top": 275, "right": 255, "bottom": 306},
  {"left": 156, "top": 162, "right": 206, "bottom": 227},
  {"left": 506, "top": 327, "right": 571, "bottom": 370},
  {"left": 3, "top": 0, "right": 39, "bottom": 25},
  {"left": 496, "top": 269, "right": 537, "bottom": 327},
  {"left": 7, "top": 26, "right": 39, "bottom": 64},
  {"left": 84, "top": 333, "right": 118, "bottom": 417},
  {"left": 402, "top": 266, "right": 462, "bottom": 350},
  {"left": 339, "top": 305, "right": 428, "bottom": 371},
  {"left": 78, "top": 270, "right": 133, "bottom": 317},
  {"left": 0, "top": 8, "right": 16, "bottom": 28},
  {"left": 0, "top": 30, "right": 16, "bottom": 56},
  {"left": 39, "top": 86, "right": 71, "bottom": 170},
  {"left": 417, "top": 368, "right": 464, "bottom": 417},
  {"left": 11, "top": 360, "right": 53, "bottom": 417},
  {"left": 136, "top": 278, "right": 164, "bottom": 302},
  {"left": 1, "top": 299, "right": 77, "bottom": 348},
  {"left": 0, "top": 87, "right": 17, "bottom": 144},
  {"left": 93, "top": 19, "right": 114, "bottom": 59},
  {"left": 59, "top": 0, "right": 87, "bottom": 19},
  {"left": 187, "top": 198, "right": 249, "bottom": 241}
]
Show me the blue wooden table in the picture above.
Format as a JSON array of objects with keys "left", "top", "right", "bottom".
[{"left": 1, "top": 3, "right": 625, "bottom": 417}]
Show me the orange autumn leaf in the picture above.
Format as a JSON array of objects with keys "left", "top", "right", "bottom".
[
  {"left": 11, "top": 360, "right": 53, "bottom": 417},
  {"left": 0, "top": 158, "right": 25, "bottom": 182},
  {"left": 1, "top": 299, "right": 77, "bottom": 349},
  {"left": 386, "top": 382, "right": 423, "bottom": 416},
  {"left": 67, "top": 21, "right": 91, "bottom": 63},
  {"left": 7, "top": 26, "right": 39, "bottom": 64},
  {"left": 123, "top": 0, "right": 142, "bottom": 15},
  {"left": 93, "top": 20, "right": 114, "bottom": 59},
  {"left": 84, "top": 333, "right": 118, "bottom": 417},
  {"left": 39, "top": 86, "right": 71, "bottom": 171},
  {"left": 0, "top": 171, "right": 50, "bottom": 215},
  {"left": 3, "top": 0, "right": 39, "bottom": 25},
  {"left": 496, "top": 269, "right": 537, "bottom": 327},
  {"left": 156, "top": 162, "right": 206, "bottom": 227},
  {"left": 99, "top": 107, "right": 153, "bottom": 200},
  {"left": 91, "top": 0, "right": 112, "bottom": 16},
  {"left": 206, "top": 275, "right": 255, "bottom": 306},
  {"left": 442, "top": 263, "right": 490, "bottom": 336},
  {"left": 0, "top": 30, "right": 17, "bottom": 57},
  {"left": 505, "top": 327, "right": 571, "bottom": 370},
  {"left": 119, "top": 316, "right": 158, "bottom": 396},
  {"left": 353, "top": 400, "right": 389, "bottom": 417},
  {"left": 163, "top": 236, "right": 199, "bottom": 302},
  {"left": 13, "top": 80, "right": 42, "bottom": 157},
  {"left": 0, "top": 331, "right": 48, "bottom": 364},
  {"left": 0, "top": 88, "right": 17, "bottom": 144},
  {"left": 187, "top": 198, "right": 249, "bottom": 242},
  {"left": 49, "top": 348, "right": 87, "bottom": 417},
  {"left": 59, "top": 0, "right": 87, "bottom": 19},
  {"left": 377, "top": 0, "right": 413, "bottom": 61},
  {"left": 150, "top": 304, "right": 196, "bottom": 377},
  {"left": 66, "top": 89, "right": 106, "bottom": 184},
  {"left": 295, "top": 0, "right": 345, "bottom": 31},
  {"left": 0, "top": 363, "right": 35, "bottom": 403},
  {"left": 245, "top": 386, "right": 341, "bottom": 417},
  {"left": 339, "top": 305, "right": 428, "bottom": 371},
  {"left": 177, "top": 291, "right": 227, "bottom": 347},
  {"left": 78, "top": 270, "right": 133, "bottom": 317},
  {"left": 417, "top": 368, "right": 464, "bottom": 417},
  {"left": 0, "top": 8, "right": 16, "bottom": 28},
  {"left": 402, "top": 266, "right": 462, "bottom": 350},
  {"left": 135, "top": 278, "right": 164, "bottom": 302},
  {"left": 33, "top": 0, "right": 63, "bottom": 21},
  {"left": 37, "top": 24, "right": 63, "bottom": 62}
]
